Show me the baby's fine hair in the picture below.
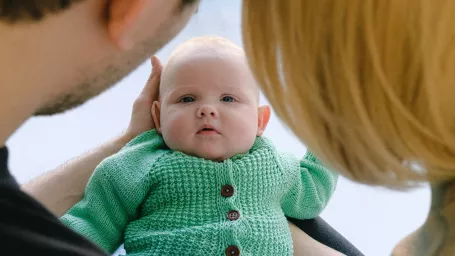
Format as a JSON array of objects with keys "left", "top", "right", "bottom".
[{"left": 160, "top": 36, "right": 260, "bottom": 102}]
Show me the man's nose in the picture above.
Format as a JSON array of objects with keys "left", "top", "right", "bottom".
[{"left": 197, "top": 104, "right": 218, "bottom": 118}]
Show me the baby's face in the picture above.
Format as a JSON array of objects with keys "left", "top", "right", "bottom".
[{"left": 154, "top": 49, "right": 267, "bottom": 161}]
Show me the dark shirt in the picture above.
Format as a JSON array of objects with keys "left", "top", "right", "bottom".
[
  {"left": 0, "top": 146, "right": 108, "bottom": 255},
  {"left": 0, "top": 146, "right": 363, "bottom": 256}
]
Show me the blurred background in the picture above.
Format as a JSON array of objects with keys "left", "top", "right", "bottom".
[{"left": 6, "top": 1, "right": 430, "bottom": 255}]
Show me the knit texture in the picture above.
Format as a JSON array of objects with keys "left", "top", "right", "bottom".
[{"left": 60, "top": 130, "right": 338, "bottom": 256}]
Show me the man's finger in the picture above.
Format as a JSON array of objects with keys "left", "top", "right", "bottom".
[{"left": 140, "top": 55, "right": 163, "bottom": 98}]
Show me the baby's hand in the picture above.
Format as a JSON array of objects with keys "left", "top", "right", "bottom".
[{"left": 125, "top": 56, "right": 162, "bottom": 139}]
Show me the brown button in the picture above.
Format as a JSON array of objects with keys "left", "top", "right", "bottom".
[
  {"left": 221, "top": 185, "right": 234, "bottom": 197},
  {"left": 225, "top": 245, "right": 240, "bottom": 256},
  {"left": 227, "top": 210, "right": 240, "bottom": 220}
]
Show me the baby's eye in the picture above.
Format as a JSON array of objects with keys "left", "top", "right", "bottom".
[
  {"left": 179, "top": 96, "right": 195, "bottom": 103},
  {"left": 221, "top": 96, "right": 236, "bottom": 102}
]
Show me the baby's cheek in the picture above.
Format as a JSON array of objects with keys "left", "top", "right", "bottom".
[
  {"left": 162, "top": 128, "right": 186, "bottom": 152},
  {"left": 160, "top": 114, "right": 189, "bottom": 146},
  {"left": 163, "top": 111, "right": 188, "bottom": 131},
  {"left": 234, "top": 112, "right": 258, "bottom": 133},
  {"left": 229, "top": 116, "right": 257, "bottom": 148},
  {"left": 165, "top": 119, "right": 187, "bottom": 139}
]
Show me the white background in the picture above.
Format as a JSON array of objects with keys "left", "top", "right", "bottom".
[{"left": 7, "top": 1, "right": 430, "bottom": 255}]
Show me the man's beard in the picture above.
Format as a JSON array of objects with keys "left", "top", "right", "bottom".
[
  {"left": 33, "top": 3, "right": 196, "bottom": 116},
  {"left": 34, "top": 65, "right": 125, "bottom": 116},
  {"left": 34, "top": 27, "right": 175, "bottom": 116}
]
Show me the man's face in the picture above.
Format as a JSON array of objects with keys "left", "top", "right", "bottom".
[{"left": 35, "top": 0, "right": 199, "bottom": 115}]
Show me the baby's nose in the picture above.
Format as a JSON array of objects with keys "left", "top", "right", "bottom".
[{"left": 197, "top": 105, "right": 217, "bottom": 118}]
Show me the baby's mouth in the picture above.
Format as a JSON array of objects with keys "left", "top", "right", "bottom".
[{"left": 197, "top": 125, "right": 220, "bottom": 135}]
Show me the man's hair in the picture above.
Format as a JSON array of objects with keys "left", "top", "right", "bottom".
[
  {"left": 1, "top": 0, "right": 198, "bottom": 23},
  {"left": 0, "top": 0, "right": 83, "bottom": 23}
]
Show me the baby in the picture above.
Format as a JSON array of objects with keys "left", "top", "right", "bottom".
[{"left": 61, "top": 36, "right": 338, "bottom": 256}]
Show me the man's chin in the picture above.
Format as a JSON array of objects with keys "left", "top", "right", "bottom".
[
  {"left": 34, "top": 93, "right": 91, "bottom": 116},
  {"left": 33, "top": 80, "right": 111, "bottom": 116}
]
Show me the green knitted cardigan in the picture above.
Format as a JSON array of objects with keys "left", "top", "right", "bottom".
[{"left": 61, "top": 129, "right": 338, "bottom": 256}]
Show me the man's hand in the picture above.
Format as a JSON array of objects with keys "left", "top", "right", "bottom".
[{"left": 125, "top": 56, "right": 163, "bottom": 139}]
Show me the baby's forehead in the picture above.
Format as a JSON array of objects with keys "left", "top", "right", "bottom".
[
  {"left": 169, "top": 36, "right": 244, "bottom": 59},
  {"left": 160, "top": 37, "right": 257, "bottom": 94},
  {"left": 164, "top": 38, "right": 244, "bottom": 74}
]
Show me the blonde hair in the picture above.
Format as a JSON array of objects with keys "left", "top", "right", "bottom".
[{"left": 242, "top": 0, "right": 455, "bottom": 189}]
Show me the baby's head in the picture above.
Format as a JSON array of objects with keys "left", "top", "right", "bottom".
[{"left": 152, "top": 36, "right": 270, "bottom": 161}]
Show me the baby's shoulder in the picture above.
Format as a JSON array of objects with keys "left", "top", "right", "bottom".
[
  {"left": 103, "top": 129, "right": 171, "bottom": 169},
  {"left": 252, "top": 136, "right": 300, "bottom": 167}
]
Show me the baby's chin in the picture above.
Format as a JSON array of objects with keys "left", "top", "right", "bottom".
[
  {"left": 193, "top": 151, "right": 231, "bottom": 162},
  {"left": 173, "top": 143, "right": 253, "bottom": 162},
  {"left": 185, "top": 149, "right": 237, "bottom": 162}
]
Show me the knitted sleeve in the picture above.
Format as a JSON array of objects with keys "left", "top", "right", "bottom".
[
  {"left": 60, "top": 130, "right": 167, "bottom": 254},
  {"left": 280, "top": 150, "right": 338, "bottom": 220}
]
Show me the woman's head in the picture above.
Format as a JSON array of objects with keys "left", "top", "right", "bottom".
[{"left": 242, "top": 0, "right": 455, "bottom": 189}]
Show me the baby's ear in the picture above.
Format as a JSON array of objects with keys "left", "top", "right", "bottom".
[
  {"left": 257, "top": 105, "right": 271, "bottom": 136},
  {"left": 151, "top": 101, "right": 162, "bottom": 134}
]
